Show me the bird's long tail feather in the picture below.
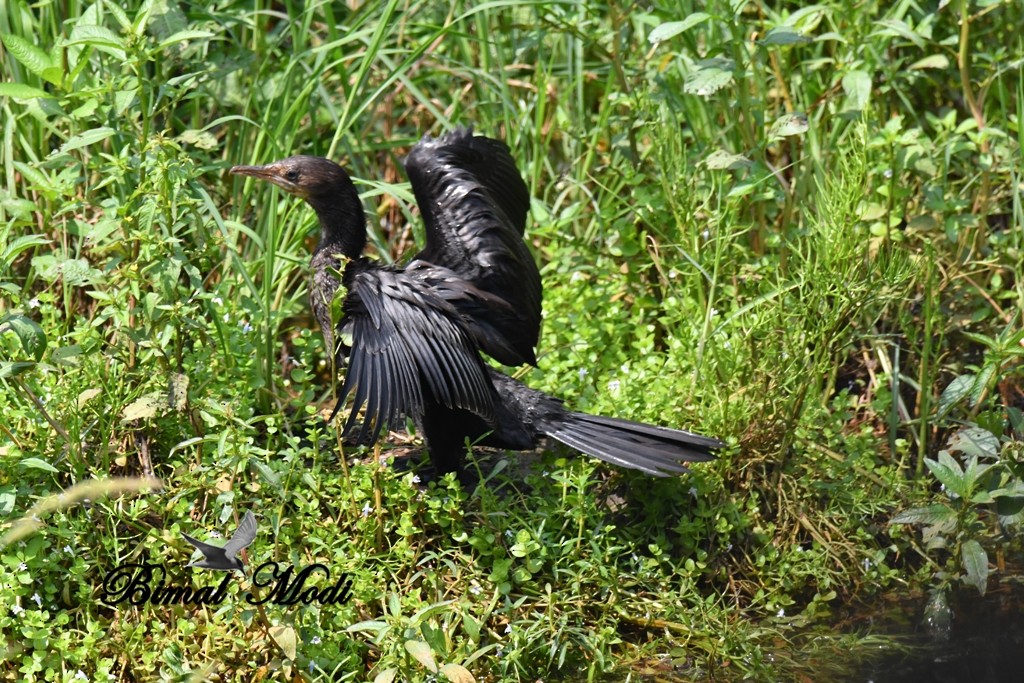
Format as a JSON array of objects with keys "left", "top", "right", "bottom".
[{"left": 545, "top": 413, "right": 721, "bottom": 477}]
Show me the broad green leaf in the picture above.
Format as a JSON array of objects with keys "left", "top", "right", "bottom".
[
  {"left": 56, "top": 126, "right": 116, "bottom": 155},
  {"left": 649, "top": 13, "right": 710, "bottom": 44},
  {"left": 891, "top": 504, "right": 956, "bottom": 526},
  {"left": 0, "top": 83, "right": 54, "bottom": 100},
  {"left": 404, "top": 640, "right": 438, "bottom": 672},
  {"left": 842, "top": 70, "right": 872, "bottom": 112},
  {"left": 68, "top": 25, "right": 127, "bottom": 59},
  {"left": 0, "top": 314, "right": 47, "bottom": 361},
  {"left": 761, "top": 26, "right": 812, "bottom": 46},
  {"left": 768, "top": 112, "right": 809, "bottom": 140},
  {"left": 18, "top": 457, "right": 59, "bottom": 473},
  {"left": 960, "top": 539, "right": 988, "bottom": 596},
  {"left": 345, "top": 620, "right": 388, "bottom": 634},
  {"left": 1, "top": 34, "right": 60, "bottom": 85},
  {"left": 937, "top": 373, "right": 974, "bottom": 418},
  {"left": 157, "top": 29, "right": 215, "bottom": 49},
  {"left": 927, "top": 451, "right": 968, "bottom": 498},
  {"left": 1, "top": 234, "right": 50, "bottom": 267},
  {"left": 177, "top": 129, "right": 218, "bottom": 150},
  {"left": 269, "top": 625, "right": 296, "bottom": 660},
  {"left": 872, "top": 19, "right": 927, "bottom": 49},
  {"left": 684, "top": 58, "right": 734, "bottom": 97},
  {"left": 703, "top": 150, "right": 753, "bottom": 170},
  {"left": 0, "top": 487, "right": 15, "bottom": 515}
]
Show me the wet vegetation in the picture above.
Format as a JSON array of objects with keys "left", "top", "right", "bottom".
[{"left": 1, "top": 0, "right": 1023, "bottom": 680}]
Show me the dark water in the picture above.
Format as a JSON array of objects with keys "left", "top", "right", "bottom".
[{"left": 851, "top": 582, "right": 1024, "bottom": 683}]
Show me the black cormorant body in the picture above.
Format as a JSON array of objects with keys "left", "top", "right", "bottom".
[{"left": 231, "top": 128, "right": 721, "bottom": 476}]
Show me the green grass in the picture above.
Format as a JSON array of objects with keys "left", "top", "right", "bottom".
[{"left": 2, "top": 0, "right": 1023, "bottom": 680}]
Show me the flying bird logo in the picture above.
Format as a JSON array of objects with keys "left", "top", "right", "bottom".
[{"left": 181, "top": 511, "right": 257, "bottom": 572}]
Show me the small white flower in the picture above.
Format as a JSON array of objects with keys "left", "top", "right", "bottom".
[
  {"left": 776, "top": 608, "right": 785, "bottom": 618},
  {"left": 75, "top": 670, "right": 88, "bottom": 681},
  {"left": 64, "top": 545, "right": 73, "bottom": 554},
  {"left": 470, "top": 585, "right": 482, "bottom": 596},
  {"left": 311, "top": 635, "right": 321, "bottom": 645},
  {"left": 688, "top": 487, "right": 698, "bottom": 498},
  {"left": 701, "top": 229, "right": 711, "bottom": 240},
  {"left": 28, "top": 298, "right": 40, "bottom": 309},
  {"left": 240, "top": 321, "right": 253, "bottom": 333},
  {"left": 411, "top": 474, "right": 421, "bottom": 484},
  {"left": 209, "top": 531, "right": 222, "bottom": 539},
  {"left": 17, "top": 562, "right": 27, "bottom": 572},
  {"left": 504, "top": 624, "right": 512, "bottom": 635},
  {"left": 31, "top": 593, "right": 41, "bottom": 608},
  {"left": 361, "top": 502, "right": 373, "bottom": 517},
  {"left": 212, "top": 296, "right": 223, "bottom": 306},
  {"left": 607, "top": 379, "right": 621, "bottom": 393},
  {"left": 578, "top": 368, "right": 588, "bottom": 381},
  {"left": 883, "top": 168, "right": 893, "bottom": 179},
  {"left": 11, "top": 604, "right": 24, "bottom": 616},
  {"left": 222, "top": 313, "right": 230, "bottom": 323},
  {"left": 709, "top": 308, "right": 719, "bottom": 317}
]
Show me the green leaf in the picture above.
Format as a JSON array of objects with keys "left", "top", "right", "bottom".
[
  {"left": 960, "top": 539, "right": 988, "bottom": 596},
  {"left": 872, "top": 19, "right": 927, "bottom": 49},
  {"left": 684, "top": 58, "right": 734, "bottom": 97},
  {"left": 0, "top": 487, "right": 15, "bottom": 515},
  {"left": 891, "top": 504, "right": 956, "bottom": 526},
  {"left": 648, "top": 13, "right": 710, "bottom": 44},
  {"left": 926, "top": 451, "right": 968, "bottom": 498},
  {"left": 372, "top": 669, "right": 397, "bottom": 683},
  {"left": 68, "top": 24, "right": 127, "bottom": 59},
  {"left": 1, "top": 234, "right": 50, "bottom": 268},
  {"left": 1, "top": 34, "right": 61, "bottom": 86},
  {"left": 18, "top": 457, "right": 59, "bottom": 473},
  {"left": 761, "top": 26, "right": 812, "bottom": 46},
  {"left": 157, "top": 29, "right": 215, "bottom": 49},
  {"left": 0, "top": 83, "right": 54, "bottom": 100},
  {"left": 841, "top": 70, "right": 872, "bottom": 112},
  {"left": 56, "top": 126, "right": 116, "bottom": 155},
  {"left": 767, "top": 112, "right": 809, "bottom": 140},
  {"left": 0, "top": 314, "right": 47, "bottom": 362},
  {"left": 404, "top": 640, "right": 438, "bottom": 673},
  {"left": 703, "top": 149, "right": 753, "bottom": 170},
  {"left": 937, "top": 373, "right": 974, "bottom": 418}
]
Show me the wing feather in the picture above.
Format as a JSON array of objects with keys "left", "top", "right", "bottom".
[
  {"left": 404, "top": 127, "right": 541, "bottom": 367},
  {"left": 335, "top": 265, "right": 496, "bottom": 443}
]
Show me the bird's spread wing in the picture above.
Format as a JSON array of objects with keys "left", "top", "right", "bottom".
[
  {"left": 334, "top": 264, "right": 496, "bottom": 444},
  {"left": 223, "top": 511, "right": 258, "bottom": 559},
  {"left": 181, "top": 532, "right": 220, "bottom": 557},
  {"left": 404, "top": 127, "right": 541, "bottom": 366}
]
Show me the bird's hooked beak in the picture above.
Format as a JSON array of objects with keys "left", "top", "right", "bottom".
[{"left": 230, "top": 163, "right": 307, "bottom": 198}]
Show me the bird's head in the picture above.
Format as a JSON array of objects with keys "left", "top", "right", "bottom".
[{"left": 230, "top": 155, "right": 350, "bottom": 202}]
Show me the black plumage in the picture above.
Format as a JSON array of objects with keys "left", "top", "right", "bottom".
[{"left": 231, "top": 128, "right": 722, "bottom": 476}]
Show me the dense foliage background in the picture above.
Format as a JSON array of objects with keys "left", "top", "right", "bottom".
[{"left": 1, "top": 0, "right": 1022, "bottom": 680}]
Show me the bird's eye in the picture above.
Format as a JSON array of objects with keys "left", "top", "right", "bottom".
[{"left": 285, "top": 169, "right": 300, "bottom": 182}]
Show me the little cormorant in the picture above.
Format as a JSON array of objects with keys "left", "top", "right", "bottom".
[{"left": 231, "top": 128, "right": 722, "bottom": 476}]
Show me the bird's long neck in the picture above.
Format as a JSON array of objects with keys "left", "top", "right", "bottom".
[{"left": 308, "top": 182, "right": 367, "bottom": 259}]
